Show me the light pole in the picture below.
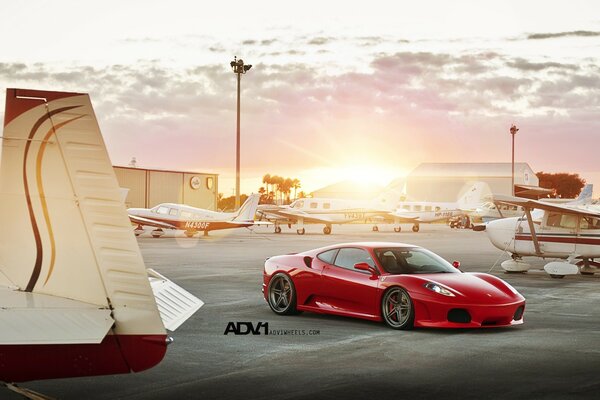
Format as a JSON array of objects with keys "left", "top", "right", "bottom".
[
  {"left": 230, "top": 56, "right": 252, "bottom": 209},
  {"left": 510, "top": 124, "right": 519, "bottom": 196}
]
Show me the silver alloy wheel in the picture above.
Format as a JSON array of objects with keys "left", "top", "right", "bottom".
[
  {"left": 382, "top": 287, "right": 413, "bottom": 329},
  {"left": 269, "top": 275, "right": 293, "bottom": 313}
]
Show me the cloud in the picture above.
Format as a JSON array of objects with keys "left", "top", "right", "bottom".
[
  {"left": 506, "top": 58, "right": 579, "bottom": 72},
  {"left": 527, "top": 31, "right": 600, "bottom": 40},
  {"left": 1, "top": 47, "right": 598, "bottom": 182}
]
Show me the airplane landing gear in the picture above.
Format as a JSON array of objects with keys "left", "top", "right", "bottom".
[
  {"left": 412, "top": 224, "right": 420, "bottom": 232},
  {"left": 184, "top": 231, "right": 195, "bottom": 238},
  {"left": 577, "top": 258, "right": 599, "bottom": 275},
  {"left": 323, "top": 226, "right": 332, "bottom": 235},
  {"left": 134, "top": 224, "right": 144, "bottom": 236},
  {"left": 151, "top": 229, "right": 165, "bottom": 238},
  {"left": 372, "top": 226, "right": 379, "bottom": 232},
  {"left": 274, "top": 226, "right": 282, "bottom": 234},
  {"left": 297, "top": 228, "right": 305, "bottom": 235},
  {"left": 394, "top": 227, "right": 401, "bottom": 233}
]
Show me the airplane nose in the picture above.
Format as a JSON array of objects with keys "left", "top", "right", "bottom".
[{"left": 486, "top": 218, "right": 519, "bottom": 252}]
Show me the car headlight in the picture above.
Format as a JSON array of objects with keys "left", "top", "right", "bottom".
[{"left": 424, "top": 282, "right": 455, "bottom": 297}]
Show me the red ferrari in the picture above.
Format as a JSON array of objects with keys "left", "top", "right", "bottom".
[{"left": 263, "top": 242, "right": 525, "bottom": 329}]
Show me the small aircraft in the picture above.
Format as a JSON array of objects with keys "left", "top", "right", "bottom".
[
  {"left": 484, "top": 194, "right": 600, "bottom": 278},
  {"left": 473, "top": 184, "right": 593, "bottom": 223},
  {"left": 256, "top": 189, "right": 400, "bottom": 235},
  {"left": 0, "top": 89, "right": 202, "bottom": 396},
  {"left": 128, "top": 194, "right": 260, "bottom": 238},
  {"left": 381, "top": 182, "right": 487, "bottom": 232}
]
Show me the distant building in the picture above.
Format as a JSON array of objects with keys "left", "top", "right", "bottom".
[
  {"left": 400, "top": 162, "right": 546, "bottom": 202},
  {"left": 113, "top": 166, "right": 218, "bottom": 210},
  {"left": 311, "top": 180, "right": 383, "bottom": 200}
]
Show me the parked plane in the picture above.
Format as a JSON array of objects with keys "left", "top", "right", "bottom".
[
  {"left": 256, "top": 188, "right": 401, "bottom": 235},
  {"left": 0, "top": 89, "right": 202, "bottom": 394},
  {"left": 128, "top": 194, "right": 260, "bottom": 237},
  {"left": 473, "top": 184, "right": 593, "bottom": 223},
  {"left": 484, "top": 194, "right": 600, "bottom": 278},
  {"left": 380, "top": 182, "right": 487, "bottom": 232}
]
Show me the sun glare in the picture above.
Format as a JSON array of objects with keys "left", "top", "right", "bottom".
[{"left": 300, "top": 164, "right": 407, "bottom": 194}]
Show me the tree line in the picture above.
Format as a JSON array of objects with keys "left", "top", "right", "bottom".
[{"left": 259, "top": 174, "right": 304, "bottom": 204}]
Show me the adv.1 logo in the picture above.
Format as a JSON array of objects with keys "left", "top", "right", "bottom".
[{"left": 224, "top": 322, "right": 269, "bottom": 335}]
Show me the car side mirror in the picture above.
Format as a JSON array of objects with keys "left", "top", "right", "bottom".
[
  {"left": 452, "top": 261, "right": 461, "bottom": 269},
  {"left": 354, "top": 262, "right": 377, "bottom": 275}
]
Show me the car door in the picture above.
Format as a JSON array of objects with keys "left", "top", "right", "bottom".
[{"left": 321, "top": 247, "right": 380, "bottom": 317}]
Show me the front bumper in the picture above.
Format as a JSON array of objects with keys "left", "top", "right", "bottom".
[{"left": 412, "top": 293, "right": 525, "bottom": 328}]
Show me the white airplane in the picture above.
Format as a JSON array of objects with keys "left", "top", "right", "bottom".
[
  {"left": 256, "top": 189, "right": 401, "bottom": 235},
  {"left": 381, "top": 182, "right": 487, "bottom": 232},
  {"left": 128, "top": 194, "right": 260, "bottom": 238},
  {"left": 473, "top": 184, "right": 593, "bottom": 223},
  {"left": 484, "top": 194, "right": 600, "bottom": 278},
  {"left": 0, "top": 89, "right": 202, "bottom": 394}
]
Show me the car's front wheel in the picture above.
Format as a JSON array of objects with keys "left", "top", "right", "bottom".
[
  {"left": 382, "top": 287, "right": 414, "bottom": 329},
  {"left": 267, "top": 273, "right": 300, "bottom": 315}
]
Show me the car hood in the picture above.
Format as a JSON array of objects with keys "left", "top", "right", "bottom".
[{"left": 391, "top": 273, "right": 522, "bottom": 304}]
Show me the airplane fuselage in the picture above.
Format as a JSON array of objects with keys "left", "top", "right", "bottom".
[{"left": 486, "top": 216, "right": 600, "bottom": 259}]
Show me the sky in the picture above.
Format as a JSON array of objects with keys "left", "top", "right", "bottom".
[{"left": 0, "top": 1, "right": 599, "bottom": 196}]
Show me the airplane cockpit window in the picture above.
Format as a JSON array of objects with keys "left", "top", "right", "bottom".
[
  {"left": 169, "top": 208, "right": 179, "bottom": 217},
  {"left": 402, "top": 205, "right": 410, "bottom": 211},
  {"left": 546, "top": 212, "right": 577, "bottom": 229},
  {"left": 434, "top": 206, "right": 441, "bottom": 212},
  {"left": 310, "top": 202, "right": 318, "bottom": 209},
  {"left": 581, "top": 217, "right": 600, "bottom": 230},
  {"left": 156, "top": 206, "right": 169, "bottom": 215},
  {"left": 334, "top": 248, "right": 376, "bottom": 271},
  {"left": 323, "top": 203, "right": 331, "bottom": 209},
  {"left": 292, "top": 201, "right": 304, "bottom": 209}
]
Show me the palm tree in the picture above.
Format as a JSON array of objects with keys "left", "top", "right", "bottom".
[
  {"left": 262, "top": 174, "right": 271, "bottom": 196},
  {"left": 292, "top": 178, "right": 301, "bottom": 200},
  {"left": 283, "top": 178, "right": 293, "bottom": 203}
]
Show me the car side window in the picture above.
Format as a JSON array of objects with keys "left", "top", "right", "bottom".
[
  {"left": 317, "top": 249, "right": 338, "bottom": 264},
  {"left": 334, "top": 248, "right": 375, "bottom": 271}
]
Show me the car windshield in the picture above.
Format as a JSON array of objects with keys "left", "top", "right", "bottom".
[{"left": 374, "top": 247, "right": 459, "bottom": 274}]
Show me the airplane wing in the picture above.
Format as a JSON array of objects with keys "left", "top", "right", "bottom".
[
  {"left": 257, "top": 207, "right": 336, "bottom": 223},
  {"left": 493, "top": 195, "right": 600, "bottom": 218},
  {"left": 129, "top": 214, "right": 178, "bottom": 230}
]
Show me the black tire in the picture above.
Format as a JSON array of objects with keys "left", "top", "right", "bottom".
[
  {"left": 394, "top": 227, "right": 401, "bottom": 233},
  {"left": 372, "top": 226, "right": 379, "bottom": 232},
  {"left": 267, "top": 273, "right": 300, "bottom": 315},
  {"left": 412, "top": 225, "right": 420, "bottom": 232},
  {"left": 381, "top": 287, "right": 414, "bottom": 330},
  {"left": 580, "top": 271, "right": 594, "bottom": 276},
  {"left": 274, "top": 226, "right": 282, "bottom": 234},
  {"left": 297, "top": 228, "right": 305, "bottom": 235},
  {"left": 323, "top": 226, "right": 332, "bottom": 235},
  {"left": 550, "top": 274, "right": 565, "bottom": 279}
]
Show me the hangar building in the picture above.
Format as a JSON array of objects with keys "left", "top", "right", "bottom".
[
  {"left": 114, "top": 166, "right": 218, "bottom": 210},
  {"left": 402, "top": 162, "right": 540, "bottom": 202}
]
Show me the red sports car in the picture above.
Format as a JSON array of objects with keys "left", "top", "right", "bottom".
[{"left": 263, "top": 242, "right": 525, "bottom": 329}]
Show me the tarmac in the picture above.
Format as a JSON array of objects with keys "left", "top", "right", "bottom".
[{"left": 9, "top": 224, "right": 600, "bottom": 400}]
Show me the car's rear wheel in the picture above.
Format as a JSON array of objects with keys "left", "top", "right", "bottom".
[
  {"left": 382, "top": 287, "right": 414, "bottom": 329},
  {"left": 268, "top": 273, "right": 300, "bottom": 315}
]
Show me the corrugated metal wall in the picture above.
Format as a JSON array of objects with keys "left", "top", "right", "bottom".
[{"left": 113, "top": 166, "right": 218, "bottom": 210}]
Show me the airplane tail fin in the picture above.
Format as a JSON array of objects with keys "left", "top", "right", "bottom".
[
  {"left": 233, "top": 193, "right": 261, "bottom": 222},
  {"left": 0, "top": 89, "right": 200, "bottom": 375},
  {"left": 457, "top": 181, "right": 489, "bottom": 209},
  {"left": 572, "top": 184, "right": 593, "bottom": 204},
  {"left": 370, "top": 181, "right": 404, "bottom": 211}
]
